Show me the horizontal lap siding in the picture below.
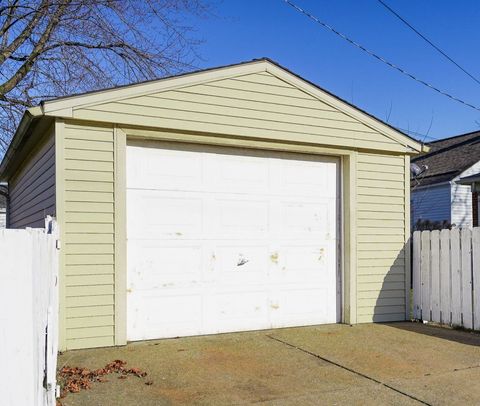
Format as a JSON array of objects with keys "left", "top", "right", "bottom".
[
  {"left": 9, "top": 128, "right": 55, "bottom": 228},
  {"left": 63, "top": 122, "right": 115, "bottom": 349},
  {"left": 73, "top": 72, "right": 404, "bottom": 153},
  {"left": 356, "top": 152, "right": 406, "bottom": 322}
]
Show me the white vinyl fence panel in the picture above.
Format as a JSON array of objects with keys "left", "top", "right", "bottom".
[
  {"left": 0, "top": 218, "right": 59, "bottom": 406},
  {"left": 413, "top": 228, "right": 480, "bottom": 329}
]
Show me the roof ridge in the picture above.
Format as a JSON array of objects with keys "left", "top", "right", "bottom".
[
  {"left": 429, "top": 129, "right": 480, "bottom": 144},
  {"left": 414, "top": 133, "right": 480, "bottom": 162}
]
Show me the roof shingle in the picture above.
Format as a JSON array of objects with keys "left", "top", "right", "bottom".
[{"left": 412, "top": 130, "right": 480, "bottom": 186}]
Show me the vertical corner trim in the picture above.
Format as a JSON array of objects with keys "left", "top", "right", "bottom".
[
  {"left": 55, "top": 118, "right": 67, "bottom": 351},
  {"left": 114, "top": 126, "right": 127, "bottom": 345},
  {"left": 349, "top": 151, "right": 358, "bottom": 324},
  {"left": 404, "top": 155, "right": 412, "bottom": 320},
  {"left": 342, "top": 151, "right": 357, "bottom": 325}
]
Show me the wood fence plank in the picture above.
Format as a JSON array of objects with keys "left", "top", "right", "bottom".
[
  {"left": 0, "top": 220, "right": 59, "bottom": 405},
  {"left": 430, "top": 230, "right": 441, "bottom": 323},
  {"left": 473, "top": 228, "right": 480, "bottom": 330},
  {"left": 451, "top": 228, "right": 462, "bottom": 327},
  {"left": 439, "top": 229, "right": 451, "bottom": 325},
  {"left": 421, "top": 231, "right": 431, "bottom": 321},
  {"left": 413, "top": 231, "right": 421, "bottom": 320},
  {"left": 461, "top": 229, "right": 473, "bottom": 329}
]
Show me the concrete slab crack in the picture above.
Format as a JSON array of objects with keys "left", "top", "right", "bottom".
[{"left": 266, "top": 335, "right": 432, "bottom": 406}]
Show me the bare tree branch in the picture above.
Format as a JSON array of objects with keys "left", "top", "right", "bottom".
[{"left": 0, "top": 0, "right": 212, "bottom": 154}]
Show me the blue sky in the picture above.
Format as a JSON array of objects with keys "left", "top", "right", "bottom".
[{"left": 189, "top": 0, "right": 480, "bottom": 142}]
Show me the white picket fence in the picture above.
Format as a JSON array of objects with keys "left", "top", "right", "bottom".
[
  {"left": 413, "top": 228, "right": 480, "bottom": 329},
  {"left": 0, "top": 218, "right": 59, "bottom": 406}
]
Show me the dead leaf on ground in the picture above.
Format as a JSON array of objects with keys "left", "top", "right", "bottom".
[{"left": 57, "top": 359, "right": 148, "bottom": 401}]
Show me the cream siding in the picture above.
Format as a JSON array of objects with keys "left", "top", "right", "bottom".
[
  {"left": 71, "top": 72, "right": 408, "bottom": 154},
  {"left": 61, "top": 121, "right": 116, "bottom": 350},
  {"left": 9, "top": 127, "right": 56, "bottom": 228},
  {"left": 356, "top": 152, "right": 407, "bottom": 322}
]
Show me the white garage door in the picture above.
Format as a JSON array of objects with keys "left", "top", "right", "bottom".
[{"left": 126, "top": 141, "right": 340, "bottom": 341}]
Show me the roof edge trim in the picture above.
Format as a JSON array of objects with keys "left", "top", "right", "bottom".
[
  {"left": 0, "top": 106, "right": 43, "bottom": 179},
  {"left": 39, "top": 59, "right": 424, "bottom": 152}
]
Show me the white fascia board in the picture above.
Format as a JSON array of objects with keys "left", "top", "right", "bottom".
[
  {"left": 265, "top": 64, "right": 423, "bottom": 153},
  {"left": 42, "top": 61, "right": 269, "bottom": 116},
  {"left": 453, "top": 160, "right": 480, "bottom": 183}
]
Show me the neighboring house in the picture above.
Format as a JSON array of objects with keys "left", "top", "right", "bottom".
[
  {"left": 0, "top": 184, "right": 6, "bottom": 228},
  {"left": 0, "top": 58, "right": 425, "bottom": 351},
  {"left": 411, "top": 131, "right": 480, "bottom": 228}
]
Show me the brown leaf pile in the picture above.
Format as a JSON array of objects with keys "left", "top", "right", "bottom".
[{"left": 57, "top": 359, "right": 148, "bottom": 403}]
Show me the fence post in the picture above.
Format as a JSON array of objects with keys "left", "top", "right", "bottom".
[
  {"left": 420, "top": 231, "right": 431, "bottom": 321},
  {"left": 451, "top": 228, "right": 462, "bottom": 326},
  {"left": 461, "top": 229, "right": 473, "bottom": 329},
  {"left": 44, "top": 216, "right": 59, "bottom": 406},
  {"left": 430, "top": 230, "right": 440, "bottom": 323},
  {"left": 413, "top": 231, "right": 421, "bottom": 319},
  {"left": 439, "top": 229, "right": 451, "bottom": 325},
  {"left": 473, "top": 228, "right": 480, "bottom": 330}
]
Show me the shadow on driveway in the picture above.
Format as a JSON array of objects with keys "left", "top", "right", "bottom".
[{"left": 384, "top": 321, "right": 480, "bottom": 347}]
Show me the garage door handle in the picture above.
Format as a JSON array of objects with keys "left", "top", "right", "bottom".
[{"left": 237, "top": 255, "right": 249, "bottom": 266}]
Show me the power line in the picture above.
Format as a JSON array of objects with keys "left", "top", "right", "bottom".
[
  {"left": 397, "top": 127, "right": 438, "bottom": 142},
  {"left": 282, "top": 0, "right": 480, "bottom": 113},
  {"left": 377, "top": 0, "right": 480, "bottom": 87}
]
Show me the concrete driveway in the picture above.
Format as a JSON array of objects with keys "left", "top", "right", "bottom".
[{"left": 58, "top": 322, "right": 480, "bottom": 405}]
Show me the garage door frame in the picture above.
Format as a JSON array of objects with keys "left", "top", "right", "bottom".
[{"left": 113, "top": 126, "right": 358, "bottom": 345}]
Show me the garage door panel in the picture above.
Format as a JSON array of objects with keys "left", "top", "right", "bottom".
[
  {"left": 216, "top": 199, "right": 269, "bottom": 236},
  {"left": 128, "top": 292, "right": 203, "bottom": 341},
  {"left": 279, "top": 244, "right": 332, "bottom": 274},
  {"left": 204, "top": 154, "right": 270, "bottom": 194},
  {"left": 128, "top": 191, "right": 203, "bottom": 238},
  {"left": 280, "top": 159, "right": 337, "bottom": 198},
  {"left": 127, "top": 144, "right": 202, "bottom": 190},
  {"left": 213, "top": 245, "right": 270, "bottom": 282},
  {"left": 280, "top": 200, "right": 335, "bottom": 238},
  {"left": 127, "top": 142, "right": 339, "bottom": 340},
  {"left": 127, "top": 242, "right": 203, "bottom": 288},
  {"left": 203, "top": 291, "right": 270, "bottom": 333},
  {"left": 269, "top": 287, "right": 334, "bottom": 327}
]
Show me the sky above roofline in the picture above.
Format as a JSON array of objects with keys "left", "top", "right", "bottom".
[{"left": 187, "top": 0, "right": 480, "bottom": 142}]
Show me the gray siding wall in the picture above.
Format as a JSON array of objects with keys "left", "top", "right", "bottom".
[
  {"left": 9, "top": 128, "right": 56, "bottom": 228},
  {"left": 411, "top": 183, "right": 451, "bottom": 226}
]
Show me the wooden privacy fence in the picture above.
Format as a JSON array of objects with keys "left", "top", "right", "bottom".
[
  {"left": 413, "top": 228, "right": 480, "bottom": 329},
  {"left": 0, "top": 217, "right": 59, "bottom": 406}
]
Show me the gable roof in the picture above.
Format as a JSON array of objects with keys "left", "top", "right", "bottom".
[
  {"left": 0, "top": 58, "right": 426, "bottom": 178},
  {"left": 412, "top": 130, "right": 480, "bottom": 186}
]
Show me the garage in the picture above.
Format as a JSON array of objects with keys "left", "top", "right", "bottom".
[
  {"left": 1, "top": 58, "right": 426, "bottom": 350},
  {"left": 126, "top": 141, "right": 340, "bottom": 340}
]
